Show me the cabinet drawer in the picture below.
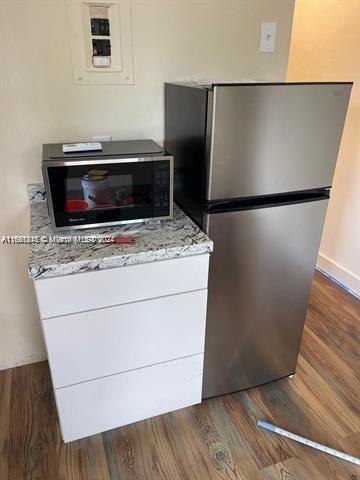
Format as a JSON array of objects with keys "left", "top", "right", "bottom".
[
  {"left": 35, "top": 254, "right": 209, "bottom": 318},
  {"left": 43, "top": 290, "right": 208, "bottom": 388},
  {"left": 55, "top": 354, "right": 203, "bottom": 442}
]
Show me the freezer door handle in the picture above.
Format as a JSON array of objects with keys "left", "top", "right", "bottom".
[{"left": 205, "top": 188, "right": 330, "bottom": 214}]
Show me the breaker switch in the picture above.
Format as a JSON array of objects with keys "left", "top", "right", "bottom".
[
  {"left": 91, "top": 18, "right": 110, "bottom": 36},
  {"left": 92, "top": 39, "right": 111, "bottom": 57}
]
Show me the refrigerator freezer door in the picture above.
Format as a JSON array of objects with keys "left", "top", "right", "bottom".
[
  {"left": 202, "top": 199, "right": 328, "bottom": 398},
  {"left": 207, "top": 84, "right": 351, "bottom": 200}
]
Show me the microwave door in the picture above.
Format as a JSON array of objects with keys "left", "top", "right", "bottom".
[
  {"left": 44, "top": 157, "right": 173, "bottom": 231},
  {"left": 46, "top": 161, "right": 153, "bottom": 230}
]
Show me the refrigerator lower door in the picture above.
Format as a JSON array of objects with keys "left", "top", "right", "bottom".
[{"left": 202, "top": 199, "right": 328, "bottom": 399}]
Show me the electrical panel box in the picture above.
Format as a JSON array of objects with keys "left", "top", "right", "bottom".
[{"left": 67, "top": 0, "right": 134, "bottom": 85}]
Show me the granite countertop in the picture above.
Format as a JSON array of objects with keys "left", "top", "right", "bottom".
[{"left": 27, "top": 184, "right": 213, "bottom": 280}]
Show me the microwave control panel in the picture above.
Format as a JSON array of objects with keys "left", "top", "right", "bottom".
[{"left": 153, "top": 161, "right": 171, "bottom": 217}]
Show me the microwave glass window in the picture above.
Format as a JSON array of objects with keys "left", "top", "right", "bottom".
[
  {"left": 47, "top": 161, "right": 165, "bottom": 228},
  {"left": 64, "top": 174, "right": 137, "bottom": 211}
]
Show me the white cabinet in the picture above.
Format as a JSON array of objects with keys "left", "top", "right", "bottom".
[
  {"left": 35, "top": 254, "right": 209, "bottom": 317},
  {"left": 43, "top": 290, "right": 208, "bottom": 388},
  {"left": 35, "top": 254, "right": 210, "bottom": 442},
  {"left": 56, "top": 354, "right": 203, "bottom": 443}
]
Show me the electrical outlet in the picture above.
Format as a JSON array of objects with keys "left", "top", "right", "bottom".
[
  {"left": 259, "top": 22, "right": 276, "bottom": 53},
  {"left": 93, "top": 135, "right": 112, "bottom": 142}
]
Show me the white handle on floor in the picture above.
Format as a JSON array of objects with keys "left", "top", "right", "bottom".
[{"left": 257, "top": 420, "right": 360, "bottom": 466}]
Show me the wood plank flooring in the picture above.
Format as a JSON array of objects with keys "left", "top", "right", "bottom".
[{"left": 0, "top": 271, "right": 359, "bottom": 479}]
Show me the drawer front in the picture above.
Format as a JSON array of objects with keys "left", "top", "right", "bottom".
[
  {"left": 43, "top": 290, "right": 208, "bottom": 388},
  {"left": 35, "top": 254, "right": 209, "bottom": 318},
  {"left": 55, "top": 354, "right": 203, "bottom": 442}
]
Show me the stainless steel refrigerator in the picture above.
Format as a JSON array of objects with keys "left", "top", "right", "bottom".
[{"left": 164, "top": 82, "right": 352, "bottom": 398}]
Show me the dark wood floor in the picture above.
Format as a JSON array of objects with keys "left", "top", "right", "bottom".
[{"left": 1, "top": 272, "right": 359, "bottom": 479}]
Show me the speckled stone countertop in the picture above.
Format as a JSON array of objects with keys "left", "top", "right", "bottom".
[{"left": 27, "top": 184, "right": 213, "bottom": 280}]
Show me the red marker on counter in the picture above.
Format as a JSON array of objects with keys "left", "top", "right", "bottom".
[{"left": 111, "top": 237, "right": 136, "bottom": 244}]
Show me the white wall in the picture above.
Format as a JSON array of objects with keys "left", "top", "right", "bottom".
[
  {"left": 287, "top": 0, "right": 360, "bottom": 297},
  {"left": 0, "top": 0, "right": 295, "bottom": 369}
]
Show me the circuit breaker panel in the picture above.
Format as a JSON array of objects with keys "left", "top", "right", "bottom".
[
  {"left": 67, "top": 0, "right": 134, "bottom": 85},
  {"left": 90, "top": 5, "right": 111, "bottom": 68}
]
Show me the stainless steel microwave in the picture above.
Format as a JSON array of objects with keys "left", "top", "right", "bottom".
[{"left": 42, "top": 140, "right": 173, "bottom": 232}]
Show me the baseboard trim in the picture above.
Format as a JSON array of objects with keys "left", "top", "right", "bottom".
[
  {"left": 316, "top": 252, "right": 360, "bottom": 299},
  {"left": 0, "top": 352, "right": 47, "bottom": 371}
]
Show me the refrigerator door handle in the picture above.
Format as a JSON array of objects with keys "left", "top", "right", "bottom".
[{"left": 205, "top": 188, "right": 330, "bottom": 214}]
